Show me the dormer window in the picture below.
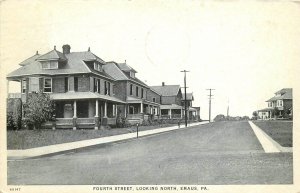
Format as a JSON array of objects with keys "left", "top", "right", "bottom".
[
  {"left": 41, "top": 61, "right": 58, "bottom": 69},
  {"left": 93, "top": 62, "right": 103, "bottom": 72},
  {"left": 130, "top": 71, "right": 135, "bottom": 78}
]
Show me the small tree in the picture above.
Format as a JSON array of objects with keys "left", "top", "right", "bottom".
[
  {"left": 23, "top": 92, "right": 55, "bottom": 129},
  {"left": 273, "top": 107, "right": 280, "bottom": 119}
]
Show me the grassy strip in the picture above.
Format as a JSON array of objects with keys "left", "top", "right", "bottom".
[
  {"left": 7, "top": 123, "right": 180, "bottom": 150},
  {"left": 253, "top": 121, "right": 292, "bottom": 147}
]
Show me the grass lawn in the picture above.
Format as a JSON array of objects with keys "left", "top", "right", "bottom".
[
  {"left": 7, "top": 123, "right": 180, "bottom": 150},
  {"left": 253, "top": 120, "right": 293, "bottom": 147}
]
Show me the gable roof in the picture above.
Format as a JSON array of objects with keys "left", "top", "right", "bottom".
[
  {"left": 19, "top": 53, "right": 40, "bottom": 66},
  {"left": 266, "top": 88, "right": 292, "bottom": 102},
  {"left": 150, "top": 85, "right": 181, "bottom": 96},
  {"left": 37, "top": 49, "right": 67, "bottom": 61},
  {"left": 182, "top": 93, "right": 194, "bottom": 101},
  {"left": 104, "top": 61, "right": 148, "bottom": 88}
]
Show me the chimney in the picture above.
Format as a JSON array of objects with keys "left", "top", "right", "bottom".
[
  {"left": 162, "top": 82, "right": 165, "bottom": 86},
  {"left": 62, "top": 44, "right": 71, "bottom": 54}
]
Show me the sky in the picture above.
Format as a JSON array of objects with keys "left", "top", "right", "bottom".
[{"left": 1, "top": 0, "right": 299, "bottom": 120}]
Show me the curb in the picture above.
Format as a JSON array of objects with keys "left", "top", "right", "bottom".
[{"left": 8, "top": 122, "right": 208, "bottom": 160}]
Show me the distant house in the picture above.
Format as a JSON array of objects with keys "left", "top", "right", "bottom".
[
  {"left": 103, "top": 61, "right": 161, "bottom": 124},
  {"left": 257, "top": 88, "right": 293, "bottom": 120},
  {"left": 150, "top": 83, "right": 183, "bottom": 119},
  {"left": 7, "top": 45, "right": 125, "bottom": 129},
  {"left": 181, "top": 93, "right": 201, "bottom": 121}
]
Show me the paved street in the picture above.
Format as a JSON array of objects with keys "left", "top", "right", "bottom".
[{"left": 8, "top": 121, "right": 293, "bottom": 185}]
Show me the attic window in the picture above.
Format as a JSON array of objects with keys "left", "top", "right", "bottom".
[
  {"left": 94, "top": 62, "right": 102, "bottom": 72},
  {"left": 42, "top": 61, "right": 58, "bottom": 69},
  {"left": 130, "top": 71, "right": 135, "bottom": 78}
]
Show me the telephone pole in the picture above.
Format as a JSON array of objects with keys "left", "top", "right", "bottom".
[
  {"left": 206, "top": 89, "right": 215, "bottom": 122},
  {"left": 181, "top": 70, "right": 189, "bottom": 127}
]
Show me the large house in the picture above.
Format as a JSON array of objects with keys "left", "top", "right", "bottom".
[
  {"left": 181, "top": 93, "right": 200, "bottom": 121},
  {"left": 257, "top": 88, "right": 293, "bottom": 120},
  {"left": 103, "top": 61, "right": 161, "bottom": 124},
  {"left": 7, "top": 45, "right": 202, "bottom": 129},
  {"left": 7, "top": 45, "right": 125, "bottom": 129},
  {"left": 150, "top": 83, "right": 184, "bottom": 119}
]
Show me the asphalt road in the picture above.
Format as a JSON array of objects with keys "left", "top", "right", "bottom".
[{"left": 7, "top": 121, "right": 293, "bottom": 185}]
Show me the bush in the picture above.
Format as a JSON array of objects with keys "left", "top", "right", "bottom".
[
  {"left": 23, "top": 92, "right": 55, "bottom": 130},
  {"left": 7, "top": 98, "right": 22, "bottom": 130}
]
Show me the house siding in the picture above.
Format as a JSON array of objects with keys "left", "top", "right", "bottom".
[
  {"left": 147, "top": 89, "right": 161, "bottom": 103},
  {"left": 114, "top": 81, "right": 127, "bottom": 101},
  {"left": 161, "top": 96, "right": 176, "bottom": 105}
]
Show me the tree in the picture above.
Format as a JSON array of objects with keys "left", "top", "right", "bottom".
[
  {"left": 23, "top": 92, "right": 55, "bottom": 129},
  {"left": 273, "top": 107, "right": 280, "bottom": 118},
  {"left": 252, "top": 111, "right": 258, "bottom": 120},
  {"left": 213, "top": 114, "right": 226, "bottom": 122}
]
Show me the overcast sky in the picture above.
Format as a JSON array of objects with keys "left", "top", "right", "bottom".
[{"left": 1, "top": 1, "right": 299, "bottom": 119}]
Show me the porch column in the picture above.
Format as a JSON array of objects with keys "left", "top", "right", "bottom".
[
  {"left": 113, "top": 104, "right": 116, "bottom": 117},
  {"left": 140, "top": 101, "right": 143, "bottom": 113},
  {"left": 181, "top": 108, "right": 183, "bottom": 119},
  {"left": 169, "top": 109, "right": 172, "bottom": 119},
  {"left": 104, "top": 101, "right": 107, "bottom": 118},
  {"left": 95, "top": 100, "right": 99, "bottom": 130},
  {"left": 124, "top": 104, "right": 127, "bottom": 117},
  {"left": 73, "top": 100, "right": 77, "bottom": 130}
]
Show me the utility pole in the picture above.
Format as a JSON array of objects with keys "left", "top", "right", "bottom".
[
  {"left": 181, "top": 70, "right": 190, "bottom": 127},
  {"left": 206, "top": 89, "right": 215, "bottom": 122}
]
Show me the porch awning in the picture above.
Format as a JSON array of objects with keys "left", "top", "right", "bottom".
[
  {"left": 50, "top": 92, "right": 126, "bottom": 104},
  {"left": 126, "top": 96, "right": 160, "bottom": 106},
  {"left": 160, "top": 104, "right": 183, "bottom": 110},
  {"left": 188, "top": 107, "right": 197, "bottom": 112},
  {"left": 257, "top": 107, "right": 274, "bottom": 112}
]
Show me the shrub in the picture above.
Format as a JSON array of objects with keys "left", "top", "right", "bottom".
[
  {"left": 7, "top": 98, "right": 22, "bottom": 130},
  {"left": 23, "top": 92, "right": 55, "bottom": 130}
]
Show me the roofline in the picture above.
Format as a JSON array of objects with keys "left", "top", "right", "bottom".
[{"left": 7, "top": 72, "right": 116, "bottom": 82}]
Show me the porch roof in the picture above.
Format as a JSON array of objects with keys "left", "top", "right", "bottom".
[
  {"left": 188, "top": 107, "right": 197, "bottom": 111},
  {"left": 257, "top": 107, "right": 274, "bottom": 112},
  {"left": 126, "top": 96, "right": 160, "bottom": 106},
  {"left": 50, "top": 92, "right": 126, "bottom": 104},
  {"left": 160, "top": 104, "right": 183, "bottom": 110}
]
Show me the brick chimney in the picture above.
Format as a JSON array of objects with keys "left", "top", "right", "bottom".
[
  {"left": 162, "top": 82, "right": 165, "bottom": 86},
  {"left": 62, "top": 44, "right": 71, "bottom": 54}
]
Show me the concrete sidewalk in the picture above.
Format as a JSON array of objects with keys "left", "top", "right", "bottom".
[
  {"left": 8, "top": 122, "right": 208, "bottom": 160},
  {"left": 248, "top": 121, "right": 292, "bottom": 153}
]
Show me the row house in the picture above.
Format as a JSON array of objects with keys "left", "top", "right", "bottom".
[
  {"left": 257, "top": 88, "right": 293, "bottom": 120},
  {"left": 103, "top": 61, "right": 161, "bottom": 124},
  {"left": 7, "top": 45, "right": 125, "bottom": 129}
]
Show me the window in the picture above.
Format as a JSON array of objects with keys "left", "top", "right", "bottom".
[
  {"left": 22, "top": 79, "right": 26, "bottom": 93},
  {"left": 93, "top": 78, "right": 97, "bottom": 92},
  {"left": 65, "top": 77, "right": 69, "bottom": 92},
  {"left": 130, "top": 84, "right": 133, "bottom": 95},
  {"left": 107, "top": 82, "right": 111, "bottom": 95},
  {"left": 41, "top": 61, "right": 58, "bottom": 69},
  {"left": 130, "top": 71, "right": 135, "bottom": 78},
  {"left": 97, "top": 79, "right": 100, "bottom": 93},
  {"left": 104, "top": 81, "right": 108, "bottom": 95},
  {"left": 152, "top": 97, "right": 156, "bottom": 102},
  {"left": 44, "top": 78, "right": 52, "bottom": 93},
  {"left": 74, "top": 77, "right": 78, "bottom": 92},
  {"left": 29, "top": 77, "right": 39, "bottom": 93},
  {"left": 50, "top": 61, "right": 58, "bottom": 69},
  {"left": 136, "top": 86, "right": 139, "bottom": 96},
  {"left": 93, "top": 62, "right": 103, "bottom": 72},
  {"left": 141, "top": 88, "right": 144, "bottom": 98}
]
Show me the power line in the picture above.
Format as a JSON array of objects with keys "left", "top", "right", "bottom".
[
  {"left": 206, "top": 89, "right": 215, "bottom": 122},
  {"left": 181, "top": 70, "right": 190, "bottom": 127}
]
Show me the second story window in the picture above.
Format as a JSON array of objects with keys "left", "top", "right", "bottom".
[
  {"left": 141, "top": 88, "right": 144, "bottom": 98},
  {"left": 65, "top": 77, "right": 69, "bottom": 92},
  {"left": 94, "top": 78, "right": 100, "bottom": 93},
  {"left": 44, "top": 78, "right": 52, "bottom": 93},
  {"left": 136, "top": 86, "right": 139, "bottom": 97},
  {"left": 152, "top": 97, "right": 156, "bottom": 103},
  {"left": 130, "top": 84, "right": 133, "bottom": 95},
  {"left": 22, "top": 79, "right": 26, "bottom": 93},
  {"left": 74, "top": 77, "right": 78, "bottom": 92}
]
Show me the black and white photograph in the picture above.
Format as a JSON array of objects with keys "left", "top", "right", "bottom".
[{"left": 0, "top": 0, "right": 299, "bottom": 193}]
